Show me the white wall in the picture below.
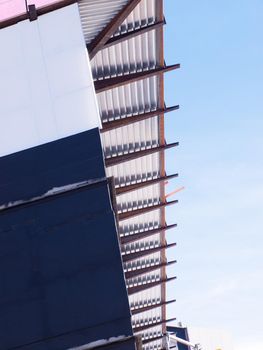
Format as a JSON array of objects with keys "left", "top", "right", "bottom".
[{"left": 0, "top": 4, "right": 100, "bottom": 157}]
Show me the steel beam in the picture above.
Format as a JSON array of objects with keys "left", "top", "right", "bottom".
[
  {"left": 120, "top": 224, "right": 177, "bottom": 245},
  {"left": 125, "top": 260, "right": 177, "bottom": 279},
  {"left": 131, "top": 299, "right": 176, "bottom": 315},
  {"left": 88, "top": 0, "right": 142, "bottom": 59},
  {"left": 116, "top": 173, "right": 178, "bottom": 195},
  {"left": 94, "top": 64, "right": 180, "bottom": 93},
  {"left": 103, "top": 20, "right": 165, "bottom": 49},
  {"left": 127, "top": 276, "right": 176, "bottom": 295},
  {"left": 118, "top": 200, "right": 178, "bottom": 221},
  {"left": 122, "top": 243, "right": 176, "bottom": 263},
  {"left": 133, "top": 317, "right": 177, "bottom": 333},
  {"left": 101, "top": 105, "right": 179, "bottom": 133},
  {"left": 105, "top": 142, "right": 179, "bottom": 167}
]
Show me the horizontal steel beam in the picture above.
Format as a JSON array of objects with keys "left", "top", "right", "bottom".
[
  {"left": 122, "top": 243, "right": 176, "bottom": 263},
  {"left": 118, "top": 200, "right": 178, "bottom": 221},
  {"left": 94, "top": 64, "right": 180, "bottom": 93},
  {"left": 105, "top": 142, "right": 179, "bottom": 167},
  {"left": 120, "top": 224, "right": 177, "bottom": 245},
  {"left": 116, "top": 173, "right": 178, "bottom": 195},
  {"left": 125, "top": 260, "right": 177, "bottom": 279},
  {"left": 133, "top": 317, "right": 177, "bottom": 333},
  {"left": 103, "top": 20, "right": 165, "bottom": 49},
  {"left": 127, "top": 276, "right": 176, "bottom": 295},
  {"left": 101, "top": 105, "right": 179, "bottom": 133},
  {"left": 131, "top": 299, "right": 176, "bottom": 315}
]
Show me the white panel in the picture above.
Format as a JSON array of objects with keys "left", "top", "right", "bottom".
[{"left": 0, "top": 4, "right": 100, "bottom": 157}]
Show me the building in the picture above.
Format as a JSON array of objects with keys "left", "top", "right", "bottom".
[
  {"left": 0, "top": 1, "right": 179, "bottom": 349},
  {"left": 168, "top": 325, "right": 192, "bottom": 350}
]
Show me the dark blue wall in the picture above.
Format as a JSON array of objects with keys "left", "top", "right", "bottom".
[
  {"left": 0, "top": 130, "right": 133, "bottom": 350},
  {"left": 0, "top": 129, "right": 105, "bottom": 207}
]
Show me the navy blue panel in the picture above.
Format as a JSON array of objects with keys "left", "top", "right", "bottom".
[
  {"left": 0, "top": 181, "right": 133, "bottom": 350},
  {"left": 0, "top": 129, "right": 105, "bottom": 207}
]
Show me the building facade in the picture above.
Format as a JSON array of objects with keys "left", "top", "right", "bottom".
[{"left": 0, "top": 1, "right": 179, "bottom": 349}]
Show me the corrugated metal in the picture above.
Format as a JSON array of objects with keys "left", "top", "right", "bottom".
[
  {"left": 78, "top": 0, "right": 130, "bottom": 44},
  {"left": 97, "top": 78, "right": 158, "bottom": 122},
  {"left": 79, "top": 0, "right": 176, "bottom": 348}
]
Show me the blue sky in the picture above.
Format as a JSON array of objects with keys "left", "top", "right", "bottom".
[{"left": 163, "top": 1, "right": 263, "bottom": 349}]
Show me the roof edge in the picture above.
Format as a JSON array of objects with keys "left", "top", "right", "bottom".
[{"left": 0, "top": 0, "right": 77, "bottom": 30}]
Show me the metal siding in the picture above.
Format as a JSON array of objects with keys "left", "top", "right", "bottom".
[
  {"left": 78, "top": 0, "right": 130, "bottom": 44},
  {"left": 79, "top": 0, "right": 176, "bottom": 346}
]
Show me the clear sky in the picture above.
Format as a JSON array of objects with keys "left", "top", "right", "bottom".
[{"left": 163, "top": 1, "right": 263, "bottom": 350}]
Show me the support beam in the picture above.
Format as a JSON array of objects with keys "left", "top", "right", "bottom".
[
  {"left": 88, "top": 0, "right": 142, "bottom": 59},
  {"left": 103, "top": 20, "right": 165, "bottom": 49},
  {"left": 105, "top": 142, "right": 179, "bottom": 167},
  {"left": 94, "top": 64, "right": 180, "bottom": 93},
  {"left": 118, "top": 200, "right": 178, "bottom": 221},
  {"left": 133, "top": 317, "right": 177, "bottom": 333},
  {"left": 122, "top": 243, "right": 176, "bottom": 263},
  {"left": 120, "top": 224, "right": 177, "bottom": 245},
  {"left": 131, "top": 299, "right": 176, "bottom": 316},
  {"left": 142, "top": 335, "right": 164, "bottom": 345},
  {"left": 125, "top": 260, "right": 177, "bottom": 279},
  {"left": 116, "top": 173, "right": 178, "bottom": 195},
  {"left": 127, "top": 276, "right": 176, "bottom": 295},
  {"left": 101, "top": 105, "right": 179, "bottom": 133}
]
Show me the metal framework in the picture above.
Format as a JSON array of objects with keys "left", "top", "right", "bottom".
[
  {"left": 125, "top": 260, "right": 177, "bottom": 279},
  {"left": 120, "top": 224, "right": 177, "bottom": 244},
  {"left": 131, "top": 299, "right": 176, "bottom": 315},
  {"left": 105, "top": 142, "right": 179, "bottom": 167},
  {"left": 101, "top": 105, "right": 179, "bottom": 133},
  {"left": 94, "top": 64, "right": 180, "bottom": 93},
  {"left": 88, "top": 0, "right": 142, "bottom": 59},
  {"left": 122, "top": 243, "right": 177, "bottom": 263},
  {"left": 78, "top": 0, "right": 180, "bottom": 348},
  {"left": 0, "top": 1, "right": 180, "bottom": 349}
]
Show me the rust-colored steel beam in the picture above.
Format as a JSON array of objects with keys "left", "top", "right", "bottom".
[
  {"left": 94, "top": 64, "right": 180, "bottom": 93},
  {"left": 116, "top": 173, "right": 178, "bottom": 196},
  {"left": 127, "top": 276, "right": 176, "bottom": 295},
  {"left": 103, "top": 20, "right": 165, "bottom": 49},
  {"left": 101, "top": 105, "right": 179, "bottom": 133},
  {"left": 122, "top": 243, "right": 176, "bottom": 263},
  {"left": 120, "top": 223, "right": 177, "bottom": 245},
  {"left": 118, "top": 200, "right": 178, "bottom": 221},
  {"left": 105, "top": 142, "right": 179, "bottom": 167},
  {"left": 133, "top": 317, "right": 177, "bottom": 333},
  {"left": 88, "top": 0, "right": 142, "bottom": 59},
  {"left": 125, "top": 260, "right": 177, "bottom": 279},
  {"left": 131, "top": 299, "right": 176, "bottom": 316}
]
